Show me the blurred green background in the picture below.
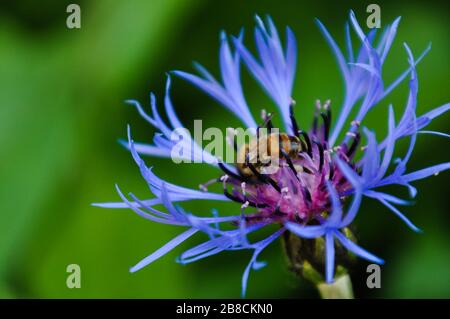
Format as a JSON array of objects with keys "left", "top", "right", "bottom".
[{"left": 0, "top": 0, "right": 448, "bottom": 298}]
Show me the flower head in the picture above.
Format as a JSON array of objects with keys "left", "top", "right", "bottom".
[{"left": 95, "top": 11, "right": 449, "bottom": 297}]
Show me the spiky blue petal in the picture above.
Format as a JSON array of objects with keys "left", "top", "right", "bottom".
[
  {"left": 174, "top": 32, "right": 257, "bottom": 129},
  {"left": 234, "top": 15, "right": 297, "bottom": 132}
]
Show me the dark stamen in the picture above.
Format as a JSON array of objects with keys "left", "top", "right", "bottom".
[
  {"left": 312, "top": 112, "right": 318, "bottom": 135},
  {"left": 291, "top": 184, "right": 298, "bottom": 194},
  {"left": 303, "top": 166, "right": 313, "bottom": 174},
  {"left": 289, "top": 103, "right": 300, "bottom": 136},
  {"left": 265, "top": 112, "right": 274, "bottom": 131},
  {"left": 313, "top": 141, "right": 324, "bottom": 172},
  {"left": 301, "top": 186, "right": 312, "bottom": 205},
  {"left": 346, "top": 132, "right": 361, "bottom": 158},
  {"left": 327, "top": 107, "right": 332, "bottom": 125},
  {"left": 298, "top": 130, "right": 312, "bottom": 157},
  {"left": 326, "top": 107, "right": 332, "bottom": 140},
  {"left": 297, "top": 137, "right": 307, "bottom": 151},
  {"left": 273, "top": 209, "right": 286, "bottom": 216},
  {"left": 228, "top": 131, "right": 238, "bottom": 152},
  {"left": 329, "top": 164, "right": 335, "bottom": 180},
  {"left": 257, "top": 112, "right": 274, "bottom": 138},
  {"left": 320, "top": 112, "right": 330, "bottom": 141}
]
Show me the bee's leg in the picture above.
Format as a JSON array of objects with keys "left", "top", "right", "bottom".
[
  {"left": 246, "top": 161, "right": 281, "bottom": 193},
  {"left": 218, "top": 162, "right": 249, "bottom": 183}
]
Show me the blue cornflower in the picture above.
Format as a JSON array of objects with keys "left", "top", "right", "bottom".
[{"left": 95, "top": 11, "right": 449, "bottom": 297}]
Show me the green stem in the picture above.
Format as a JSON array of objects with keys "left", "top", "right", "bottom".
[{"left": 317, "top": 274, "right": 354, "bottom": 299}]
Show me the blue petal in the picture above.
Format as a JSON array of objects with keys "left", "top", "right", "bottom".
[
  {"left": 197, "top": 215, "right": 240, "bottom": 224},
  {"left": 340, "top": 191, "right": 363, "bottom": 227},
  {"left": 325, "top": 232, "right": 335, "bottom": 283},
  {"left": 345, "top": 22, "right": 354, "bottom": 63},
  {"left": 378, "top": 17, "right": 401, "bottom": 63},
  {"left": 130, "top": 228, "right": 198, "bottom": 273},
  {"left": 193, "top": 61, "right": 218, "bottom": 83},
  {"left": 127, "top": 129, "right": 229, "bottom": 202},
  {"left": 376, "top": 105, "right": 396, "bottom": 180},
  {"left": 173, "top": 32, "right": 257, "bottom": 129},
  {"left": 241, "top": 228, "right": 285, "bottom": 297},
  {"left": 417, "top": 103, "right": 450, "bottom": 130},
  {"left": 178, "top": 223, "right": 266, "bottom": 264},
  {"left": 164, "top": 75, "right": 184, "bottom": 129},
  {"left": 233, "top": 37, "right": 273, "bottom": 93},
  {"left": 234, "top": 16, "right": 296, "bottom": 132},
  {"left": 173, "top": 71, "right": 233, "bottom": 112},
  {"left": 148, "top": 93, "right": 172, "bottom": 138},
  {"left": 380, "top": 43, "right": 430, "bottom": 100},
  {"left": 401, "top": 162, "right": 450, "bottom": 183},
  {"left": 285, "top": 222, "right": 325, "bottom": 239},
  {"left": 334, "top": 231, "right": 384, "bottom": 264},
  {"left": 92, "top": 197, "right": 161, "bottom": 209},
  {"left": 417, "top": 131, "right": 450, "bottom": 138},
  {"left": 241, "top": 250, "right": 259, "bottom": 298},
  {"left": 348, "top": 62, "right": 381, "bottom": 77},
  {"left": 160, "top": 183, "right": 188, "bottom": 222},
  {"left": 369, "top": 194, "right": 422, "bottom": 232},
  {"left": 125, "top": 98, "right": 158, "bottom": 128},
  {"left": 115, "top": 185, "right": 179, "bottom": 225},
  {"left": 315, "top": 18, "right": 349, "bottom": 82},
  {"left": 127, "top": 192, "right": 170, "bottom": 219},
  {"left": 285, "top": 26, "right": 297, "bottom": 92},
  {"left": 362, "top": 128, "right": 380, "bottom": 181},
  {"left": 392, "top": 44, "right": 419, "bottom": 171},
  {"left": 334, "top": 157, "right": 362, "bottom": 189},
  {"left": 178, "top": 237, "right": 230, "bottom": 264},
  {"left": 364, "top": 190, "right": 411, "bottom": 206},
  {"left": 119, "top": 139, "right": 172, "bottom": 158},
  {"left": 325, "top": 182, "right": 343, "bottom": 227}
]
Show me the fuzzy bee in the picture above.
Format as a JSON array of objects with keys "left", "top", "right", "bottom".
[{"left": 236, "top": 132, "right": 304, "bottom": 177}]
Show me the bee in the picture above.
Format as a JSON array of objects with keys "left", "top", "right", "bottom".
[{"left": 236, "top": 132, "right": 304, "bottom": 177}]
